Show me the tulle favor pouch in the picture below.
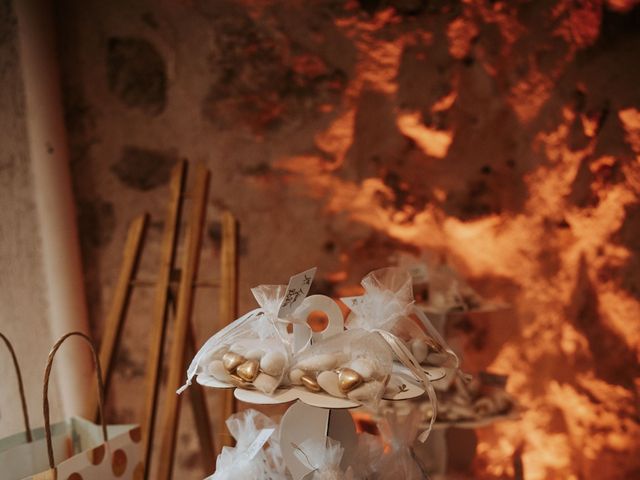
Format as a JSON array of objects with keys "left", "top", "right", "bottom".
[
  {"left": 350, "top": 432, "right": 383, "bottom": 480},
  {"left": 180, "top": 268, "right": 317, "bottom": 395},
  {"left": 207, "top": 409, "right": 287, "bottom": 480},
  {"left": 294, "top": 438, "right": 354, "bottom": 480},
  {"left": 344, "top": 267, "right": 458, "bottom": 370},
  {"left": 377, "top": 410, "right": 429, "bottom": 480},
  {"left": 342, "top": 268, "right": 461, "bottom": 442},
  {"left": 289, "top": 329, "right": 393, "bottom": 406}
]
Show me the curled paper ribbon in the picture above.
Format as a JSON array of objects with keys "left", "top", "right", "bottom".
[
  {"left": 411, "top": 305, "right": 460, "bottom": 370},
  {"left": 373, "top": 329, "right": 437, "bottom": 443},
  {"left": 292, "top": 442, "right": 317, "bottom": 472}
]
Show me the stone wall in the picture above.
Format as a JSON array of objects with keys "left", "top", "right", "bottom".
[{"left": 54, "top": 1, "right": 640, "bottom": 478}]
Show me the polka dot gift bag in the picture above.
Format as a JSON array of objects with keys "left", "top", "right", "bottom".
[{"left": 20, "top": 333, "right": 141, "bottom": 480}]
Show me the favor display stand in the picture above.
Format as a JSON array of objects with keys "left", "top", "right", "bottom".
[{"left": 181, "top": 267, "right": 455, "bottom": 478}]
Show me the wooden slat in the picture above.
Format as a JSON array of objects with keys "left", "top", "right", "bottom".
[
  {"left": 92, "top": 214, "right": 148, "bottom": 421},
  {"left": 217, "top": 211, "right": 238, "bottom": 456},
  {"left": 164, "top": 286, "right": 216, "bottom": 475},
  {"left": 187, "top": 325, "right": 216, "bottom": 474},
  {"left": 156, "top": 164, "right": 210, "bottom": 480},
  {"left": 141, "top": 161, "right": 187, "bottom": 479}
]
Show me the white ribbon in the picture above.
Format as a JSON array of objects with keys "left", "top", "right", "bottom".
[
  {"left": 373, "top": 329, "right": 437, "bottom": 443},
  {"left": 411, "top": 305, "right": 459, "bottom": 370}
]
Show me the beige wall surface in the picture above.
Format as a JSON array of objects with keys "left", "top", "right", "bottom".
[{"left": 0, "top": 0, "right": 64, "bottom": 440}]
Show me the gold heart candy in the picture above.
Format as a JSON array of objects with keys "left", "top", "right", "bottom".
[
  {"left": 229, "top": 374, "right": 252, "bottom": 389},
  {"left": 236, "top": 360, "right": 259, "bottom": 381},
  {"left": 338, "top": 368, "right": 363, "bottom": 393},
  {"left": 301, "top": 374, "right": 321, "bottom": 392},
  {"left": 222, "top": 352, "right": 245, "bottom": 372}
]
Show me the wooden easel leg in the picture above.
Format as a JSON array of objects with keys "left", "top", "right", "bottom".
[
  {"left": 157, "top": 164, "right": 210, "bottom": 480},
  {"left": 217, "top": 211, "right": 238, "bottom": 456},
  {"left": 187, "top": 326, "right": 217, "bottom": 474},
  {"left": 91, "top": 213, "right": 148, "bottom": 422},
  {"left": 164, "top": 286, "right": 217, "bottom": 476},
  {"left": 141, "top": 161, "right": 187, "bottom": 479}
]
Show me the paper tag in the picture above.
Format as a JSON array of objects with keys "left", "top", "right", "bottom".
[
  {"left": 340, "top": 296, "right": 363, "bottom": 310},
  {"left": 243, "top": 427, "right": 276, "bottom": 460},
  {"left": 278, "top": 267, "right": 317, "bottom": 318}
]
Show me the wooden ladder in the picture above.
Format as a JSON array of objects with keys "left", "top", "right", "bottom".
[{"left": 89, "top": 160, "right": 238, "bottom": 479}]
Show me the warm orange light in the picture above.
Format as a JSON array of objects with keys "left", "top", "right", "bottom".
[{"left": 270, "top": 2, "right": 639, "bottom": 477}]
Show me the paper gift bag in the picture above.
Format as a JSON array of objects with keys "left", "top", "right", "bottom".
[
  {"left": 1, "top": 331, "right": 73, "bottom": 479},
  {"left": 0, "top": 331, "right": 45, "bottom": 478},
  {"left": 0, "top": 332, "right": 33, "bottom": 451},
  {"left": 20, "top": 417, "right": 142, "bottom": 480},
  {"left": 20, "top": 332, "right": 142, "bottom": 480}
]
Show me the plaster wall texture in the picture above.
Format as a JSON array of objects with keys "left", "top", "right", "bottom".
[{"left": 0, "top": 0, "right": 63, "bottom": 440}]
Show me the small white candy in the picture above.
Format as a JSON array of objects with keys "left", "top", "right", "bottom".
[
  {"left": 295, "top": 353, "right": 337, "bottom": 372},
  {"left": 411, "top": 339, "right": 429, "bottom": 364},
  {"left": 207, "top": 360, "right": 232, "bottom": 383},
  {"left": 289, "top": 368, "right": 305, "bottom": 385},
  {"left": 245, "top": 349, "right": 264, "bottom": 360},
  {"left": 260, "top": 351, "right": 287, "bottom": 377},
  {"left": 347, "top": 380, "right": 383, "bottom": 402},
  {"left": 253, "top": 373, "right": 280, "bottom": 394},
  {"left": 317, "top": 371, "right": 345, "bottom": 398},
  {"left": 348, "top": 358, "right": 375, "bottom": 379}
]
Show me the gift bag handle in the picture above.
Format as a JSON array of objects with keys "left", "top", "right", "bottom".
[
  {"left": 43, "top": 331, "right": 108, "bottom": 469},
  {"left": 0, "top": 332, "right": 33, "bottom": 442}
]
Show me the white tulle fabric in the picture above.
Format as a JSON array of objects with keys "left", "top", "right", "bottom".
[
  {"left": 347, "top": 268, "right": 457, "bottom": 369},
  {"left": 207, "top": 409, "right": 288, "bottom": 480},
  {"left": 350, "top": 433, "right": 383, "bottom": 480},
  {"left": 291, "top": 328, "right": 393, "bottom": 406},
  {"left": 295, "top": 438, "right": 354, "bottom": 480},
  {"left": 179, "top": 283, "right": 300, "bottom": 394},
  {"left": 376, "top": 410, "right": 428, "bottom": 480},
  {"left": 344, "top": 268, "right": 460, "bottom": 442}
]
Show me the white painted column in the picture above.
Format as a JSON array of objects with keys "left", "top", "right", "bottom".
[{"left": 15, "top": 0, "right": 93, "bottom": 420}]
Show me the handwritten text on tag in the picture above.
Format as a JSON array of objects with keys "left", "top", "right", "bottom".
[
  {"left": 243, "top": 427, "right": 276, "bottom": 460},
  {"left": 278, "top": 267, "right": 317, "bottom": 318}
]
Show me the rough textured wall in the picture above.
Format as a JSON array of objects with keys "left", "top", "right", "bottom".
[
  {"left": 0, "top": 0, "right": 63, "bottom": 439},
  {"left": 55, "top": 1, "right": 640, "bottom": 479}
]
